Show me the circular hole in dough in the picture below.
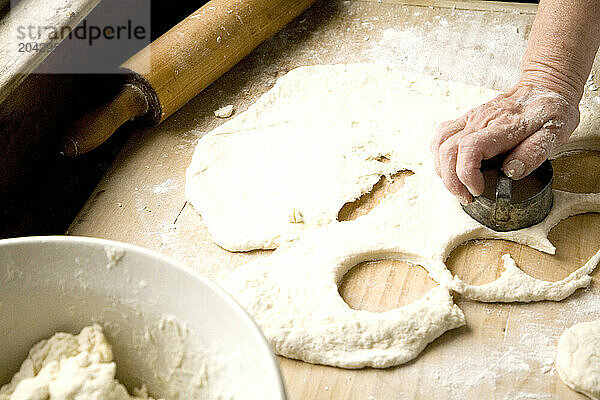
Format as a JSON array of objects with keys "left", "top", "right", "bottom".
[
  {"left": 552, "top": 150, "right": 600, "bottom": 194},
  {"left": 338, "top": 259, "right": 437, "bottom": 312},
  {"left": 447, "top": 213, "right": 600, "bottom": 285}
]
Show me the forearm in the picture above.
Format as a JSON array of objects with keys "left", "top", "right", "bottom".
[{"left": 519, "top": 0, "right": 600, "bottom": 104}]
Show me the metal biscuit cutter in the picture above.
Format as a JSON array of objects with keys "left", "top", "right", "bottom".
[{"left": 462, "top": 156, "right": 554, "bottom": 231}]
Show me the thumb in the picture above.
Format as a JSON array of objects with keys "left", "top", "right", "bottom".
[{"left": 502, "top": 125, "right": 567, "bottom": 180}]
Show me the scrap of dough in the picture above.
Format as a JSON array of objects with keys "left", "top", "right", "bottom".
[
  {"left": 195, "top": 64, "right": 600, "bottom": 368},
  {"left": 105, "top": 246, "right": 125, "bottom": 270},
  {"left": 460, "top": 252, "right": 600, "bottom": 302},
  {"left": 0, "top": 325, "right": 158, "bottom": 400},
  {"left": 213, "top": 105, "right": 234, "bottom": 118},
  {"left": 556, "top": 320, "right": 600, "bottom": 400}
]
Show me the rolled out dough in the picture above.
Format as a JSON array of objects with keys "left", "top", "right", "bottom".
[
  {"left": 556, "top": 320, "right": 600, "bottom": 400},
  {"left": 187, "top": 64, "right": 600, "bottom": 368},
  {"left": 223, "top": 169, "right": 600, "bottom": 367},
  {"left": 225, "top": 226, "right": 466, "bottom": 368},
  {"left": 186, "top": 64, "right": 499, "bottom": 251},
  {"left": 186, "top": 64, "right": 600, "bottom": 252}
]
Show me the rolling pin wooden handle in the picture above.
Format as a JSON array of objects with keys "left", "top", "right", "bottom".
[
  {"left": 61, "top": 83, "right": 149, "bottom": 157},
  {"left": 61, "top": 0, "right": 317, "bottom": 156}
]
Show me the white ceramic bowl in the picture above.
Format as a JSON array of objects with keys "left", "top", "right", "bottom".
[{"left": 0, "top": 236, "right": 286, "bottom": 399}]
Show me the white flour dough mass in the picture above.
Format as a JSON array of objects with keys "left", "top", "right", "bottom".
[
  {"left": 186, "top": 64, "right": 599, "bottom": 252},
  {"left": 0, "top": 325, "right": 157, "bottom": 400},
  {"left": 222, "top": 173, "right": 600, "bottom": 367},
  {"left": 224, "top": 225, "right": 466, "bottom": 368},
  {"left": 556, "top": 320, "right": 600, "bottom": 400},
  {"left": 186, "top": 64, "right": 499, "bottom": 251},
  {"left": 187, "top": 64, "right": 600, "bottom": 368}
]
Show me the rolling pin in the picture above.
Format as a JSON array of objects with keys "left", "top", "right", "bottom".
[{"left": 61, "top": 0, "right": 317, "bottom": 156}]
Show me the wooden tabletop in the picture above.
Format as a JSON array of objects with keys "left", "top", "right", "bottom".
[{"left": 69, "top": 1, "right": 600, "bottom": 398}]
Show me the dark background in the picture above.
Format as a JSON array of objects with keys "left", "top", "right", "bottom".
[{"left": 0, "top": 0, "right": 208, "bottom": 238}]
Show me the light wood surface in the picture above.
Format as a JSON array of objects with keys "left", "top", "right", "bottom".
[
  {"left": 65, "top": 0, "right": 318, "bottom": 155},
  {"left": 123, "top": 0, "right": 318, "bottom": 123},
  {"left": 69, "top": 1, "right": 600, "bottom": 399},
  {"left": 62, "top": 0, "right": 315, "bottom": 157}
]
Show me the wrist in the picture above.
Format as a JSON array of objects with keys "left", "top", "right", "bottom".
[{"left": 519, "top": 59, "right": 586, "bottom": 105}]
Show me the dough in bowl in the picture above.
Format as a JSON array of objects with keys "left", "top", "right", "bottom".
[{"left": 0, "top": 325, "right": 158, "bottom": 400}]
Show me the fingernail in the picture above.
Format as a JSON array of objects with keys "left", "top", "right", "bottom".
[
  {"left": 470, "top": 186, "right": 484, "bottom": 197},
  {"left": 504, "top": 160, "right": 525, "bottom": 179},
  {"left": 458, "top": 196, "right": 471, "bottom": 205}
]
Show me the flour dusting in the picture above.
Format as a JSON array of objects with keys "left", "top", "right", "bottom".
[
  {"left": 105, "top": 246, "right": 125, "bottom": 270},
  {"left": 363, "top": 9, "right": 528, "bottom": 91},
  {"left": 153, "top": 179, "right": 179, "bottom": 194}
]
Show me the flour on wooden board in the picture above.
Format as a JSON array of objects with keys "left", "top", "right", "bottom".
[
  {"left": 152, "top": 179, "right": 179, "bottom": 194},
  {"left": 186, "top": 64, "right": 600, "bottom": 368}
]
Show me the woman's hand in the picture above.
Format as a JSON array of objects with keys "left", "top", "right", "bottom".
[
  {"left": 430, "top": 83, "right": 580, "bottom": 204},
  {"left": 430, "top": 0, "right": 600, "bottom": 205}
]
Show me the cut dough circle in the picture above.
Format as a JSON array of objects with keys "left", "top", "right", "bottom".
[{"left": 556, "top": 320, "right": 600, "bottom": 400}]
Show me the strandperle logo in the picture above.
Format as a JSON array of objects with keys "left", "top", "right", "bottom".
[
  {"left": 16, "top": 19, "right": 147, "bottom": 46},
  {"left": 9, "top": 0, "right": 151, "bottom": 73}
]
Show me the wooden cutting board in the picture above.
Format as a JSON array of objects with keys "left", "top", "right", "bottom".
[{"left": 69, "top": 1, "right": 600, "bottom": 398}]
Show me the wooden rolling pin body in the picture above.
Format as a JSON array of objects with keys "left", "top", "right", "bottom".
[{"left": 63, "top": 0, "right": 317, "bottom": 155}]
